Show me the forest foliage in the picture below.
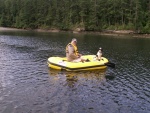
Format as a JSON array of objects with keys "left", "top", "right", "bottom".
[{"left": 0, "top": 0, "right": 149, "bottom": 33}]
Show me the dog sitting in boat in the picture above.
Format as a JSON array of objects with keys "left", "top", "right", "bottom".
[{"left": 94, "top": 47, "right": 103, "bottom": 61}]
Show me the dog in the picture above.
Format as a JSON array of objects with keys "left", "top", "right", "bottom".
[{"left": 94, "top": 47, "right": 103, "bottom": 61}]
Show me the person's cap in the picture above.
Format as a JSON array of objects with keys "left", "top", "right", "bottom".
[{"left": 72, "top": 38, "right": 77, "bottom": 42}]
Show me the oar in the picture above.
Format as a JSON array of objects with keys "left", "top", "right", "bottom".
[{"left": 105, "top": 62, "right": 115, "bottom": 68}]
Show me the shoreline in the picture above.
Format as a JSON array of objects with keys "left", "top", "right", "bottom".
[
  {"left": 0, "top": 27, "right": 27, "bottom": 31},
  {"left": 0, "top": 27, "right": 150, "bottom": 38}
]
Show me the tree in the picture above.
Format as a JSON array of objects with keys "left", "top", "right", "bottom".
[{"left": 0, "top": 0, "right": 149, "bottom": 33}]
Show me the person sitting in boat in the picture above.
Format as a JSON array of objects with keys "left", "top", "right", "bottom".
[{"left": 66, "top": 38, "right": 88, "bottom": 62}]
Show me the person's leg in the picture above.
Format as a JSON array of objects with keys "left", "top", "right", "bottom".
[{"left": 72, "top": 58, "right": 82, "bottom": 62}]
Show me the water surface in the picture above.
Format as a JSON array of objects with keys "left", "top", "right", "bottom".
[{"left": 0, "top": 31, "right": 150, "bottom": 113}]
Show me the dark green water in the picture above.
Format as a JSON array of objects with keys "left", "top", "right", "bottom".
[{"left": 0, "top": 31, "right": 150, "bottom": 113}]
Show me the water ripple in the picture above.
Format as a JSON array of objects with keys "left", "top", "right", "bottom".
[{"left": 0, "top": 32, "right": 150, "bottom": 113}]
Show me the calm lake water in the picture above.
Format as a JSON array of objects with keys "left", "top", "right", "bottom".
[{"left": 0, "top": 31, "right": 150, "bottom": 113}]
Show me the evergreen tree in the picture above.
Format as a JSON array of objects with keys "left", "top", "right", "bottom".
[{"left": 0, "top": 0, "right": 149, "bottom": 33}]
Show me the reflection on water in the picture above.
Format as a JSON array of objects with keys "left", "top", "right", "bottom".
[
  {"left": 49, "top": 69, "right": 107, "bottom": 88},
  {"left": 48, "top": 69, "right": 115, "bottom": 113}
]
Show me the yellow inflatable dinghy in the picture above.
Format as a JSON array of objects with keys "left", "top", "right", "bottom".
[{"left": 47, "top": 55, "right": 111, "bottom": 71}]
